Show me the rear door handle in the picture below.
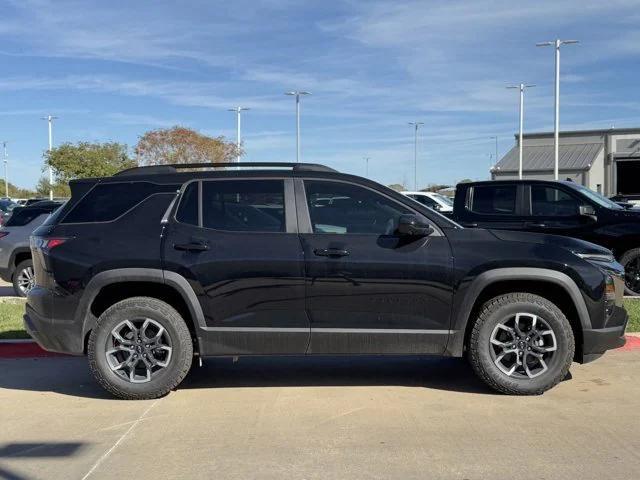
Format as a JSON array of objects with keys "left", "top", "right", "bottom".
[
  {"left": 525, "top": 222, "right": 547, "bottom": 228},
  {"left": 461, "top": 222, "right": 478, "bottom": 228},
  {"left": 174, "top": 242, "right": 209, "bottom": 252},
  {"left": 314, "top": 248, "right": 350, "bottom": 258}
]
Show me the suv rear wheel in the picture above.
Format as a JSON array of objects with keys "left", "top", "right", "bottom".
[
  {"left": 13, "top": 259, "right": 35, "bottom": 297},
  {"left": 620, "top": 248, "right": 640, "bottom": 296},
  {"left": 469, "top": 292, "right": 574, "bottom": 395},
  {"left": 88, "top": 297, "right": 193, "bottom": 400}
]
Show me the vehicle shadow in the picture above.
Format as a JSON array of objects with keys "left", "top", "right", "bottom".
[
  {"left": 0, "top": 355, "right": 498, "bottom": 399},
  {"left": 182, "top": 355, "right": 498, "bottom": 395},
  {"left": 0, "top": 442, "right": 85, "bottom": 480}
]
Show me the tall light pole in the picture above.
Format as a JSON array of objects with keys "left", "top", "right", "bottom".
[
  {"left": 2, "top": 142, "right": 7, "bottom": 198},
  {"left": 536, "top": 39, "right": 579, "bottom": 180},
  {"left": 363, "top": 156, "right": 370, "bottom": 177},
  {"left": 408, "top": 122, "right": 424, "bottom": 190},
  {"left": 228, "top": 107, "right": 249, "bottom": 163},
  {"left": 41, "top": 115, "right": 58, "bottom": 200},
  {"left": 285, "top": 91, "right": 310, "bottom": 163},
  {"left": 507, "top": 84, "right": 535, "bottom": 179}
]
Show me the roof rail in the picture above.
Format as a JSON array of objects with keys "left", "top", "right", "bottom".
[{"left": 114, "top": 162, "right": 337, "bottom": 177}]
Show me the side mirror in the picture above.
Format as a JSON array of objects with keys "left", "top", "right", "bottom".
[
  {"left": 397, "top": 214, "right": 434, "bottom": 237},
  {"left": 579, "top": 204, "right": 597, "bottom": 220}
]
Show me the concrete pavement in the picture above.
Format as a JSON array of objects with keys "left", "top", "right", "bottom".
[{"left": 1, "top": 351, "right": 640, "bottom": 480}]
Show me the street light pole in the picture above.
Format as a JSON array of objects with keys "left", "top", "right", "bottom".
[
  {"left": 490, "top": 136, "right": 498, "bottom": 167},
  {"left": 2, "top": 142, "right": 7, "bottom": 198},
  {"left": 228, "top": 107, "right": 249, "bottom": 163},
  {"left": 408, "top": 122, "right": 424, "bottom": 190},
  {"left": 363, "top": 157, "right": 370, "bottom": 177},
  {"left": 536, "top": 39, "right": 579, "bottom": 180},
  {"left": 285, "top": 91, "right": 310, "bottom": 163},
  {"left": 507, "top": 84, "right": 535, "bottom": 179},
  {"left": 41, "top": 115, "right": 58, "bottom": 200}
]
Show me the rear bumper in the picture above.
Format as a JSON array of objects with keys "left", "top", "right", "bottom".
[
  {"left": 580, "top": 306, "right": 628, "bottom": 363},
  {"left": 24, "top": 286, "right": 84, "bottom": 355}
]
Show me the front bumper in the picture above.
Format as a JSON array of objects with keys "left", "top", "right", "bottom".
[
  {"left": 24, "top": 286, "right": 84, "bottom": 355},
  {"left": 581, "top": 305, "right": 628, "bottom": 363}
]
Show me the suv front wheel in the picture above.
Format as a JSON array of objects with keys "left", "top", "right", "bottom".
[
  {"left": 88, "top": 297, "right": 193, "bottom": 400},
  {"left": 469, "top": 292, "right": 575, "bottom": 395}
]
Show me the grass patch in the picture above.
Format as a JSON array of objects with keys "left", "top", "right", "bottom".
[
  {"left": 0, "top": 299, "right": 29, "bottom": 339},
  {"left": 624, "top": 298, "right": 640, "bottom": 333},
  {"left": 0, "top": 297, "right": 638, "bottom": 340}
]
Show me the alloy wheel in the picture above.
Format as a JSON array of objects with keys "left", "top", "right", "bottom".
[
  {"left": 489, "top": 313, "right": 558, "bottom": 379},
  {"left": 624, "top": 254, "right": 640, "bottom": 295},
  {"left": 17, "top": 266, "right": 35, "bottom": 295},
  {"left": 105, "top": 318, "right": 173, "bottom": 383}
]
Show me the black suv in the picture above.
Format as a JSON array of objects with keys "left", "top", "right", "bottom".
[
  {"left": 25, "top": 163, "right": 627, "bottom": 399},
  {"left": 451, "top": 180, "right": 640, "bottom": 295}
]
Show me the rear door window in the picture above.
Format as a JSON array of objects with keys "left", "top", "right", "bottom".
[
  {"left": 470, "top": 185, "right": 517, "bottom": 215},
  {"left": 201, "top": 180, "right": 285, "bottom": 232},
  {"left": 531, "top": 186, "right": 579, "bottom": 216}
]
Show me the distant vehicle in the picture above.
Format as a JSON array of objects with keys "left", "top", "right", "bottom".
[
  {"left": 25, "top": 162, "right": 627, "bottom": 399},
  {"left": 24, "top": 198, "right": 49, "bottom": 206},
  {"left": 0, "top": 200, "right": 62, "bottom": 296},
  {"left": 402, "top": 191, "right": 454, "bottom": 213},
  {"left": 450, "top": 179, "right": 640, "bottom": 295},
  {"left": 0, "top": 199, "right": 18, "bottom": 225},
  {"left": 610, "top": 194, "right": 640, "bottom": 209}
]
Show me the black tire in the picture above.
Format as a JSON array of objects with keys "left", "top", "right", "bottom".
[
  {"left": 620, "top": 248, "right": 640, "bottom": 296},
  {"left": 469, "top": 292, "right": 575, "bottom": 395},
  {"left": 12, "top": 259, "right": 34, "bottom": 297},
  {"left": 88, "top": 297, "right": 193, "bottom": 400}
]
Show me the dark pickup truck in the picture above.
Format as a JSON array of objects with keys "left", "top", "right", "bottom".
[{"left": 449, "top": 180, "right": 640, "bottom": 295}]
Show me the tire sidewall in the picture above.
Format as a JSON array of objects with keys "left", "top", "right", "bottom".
[
  {"left": 474, "top": 298, "right": 573, "bottom": 393},
  {"left": 89, "top": 299, "right": 192, "bottom": 398}
]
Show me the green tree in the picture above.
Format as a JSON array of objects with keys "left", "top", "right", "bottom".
[
  {"left": 134, "top": 126, "right": 240, "bottom": 165},
  {"left": 35, "top": 177, "right": 70, "bottom": 198},
  {"left": 45, "top": 141, "right": 135, "bottom": 185},
  {"left": 387, "top": 183, "right": 406, "bottom": 192}
]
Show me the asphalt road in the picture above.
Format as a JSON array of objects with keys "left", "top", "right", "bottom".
[{"left": 1, "top": 350, "right": 639, "bottom": 480}]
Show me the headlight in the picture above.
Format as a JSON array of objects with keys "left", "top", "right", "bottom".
[{"left": 573, "top": 252, "right": 615, "bottom": 263}]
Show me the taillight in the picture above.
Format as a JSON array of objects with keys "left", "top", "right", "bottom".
[{"left": 44, "top": 238, "right": 68, "bottom": 250}]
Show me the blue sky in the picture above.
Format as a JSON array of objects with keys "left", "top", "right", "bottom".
[{"left": 1, "top": 0, "right": 639, "bottom": 190}]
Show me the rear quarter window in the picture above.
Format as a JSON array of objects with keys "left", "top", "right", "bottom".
[
  {"left": 469, "top": 185, "right": 517, "bottom": 215},
  {"left": 62, "top": 182, "right": 178, "bottom": 224}
]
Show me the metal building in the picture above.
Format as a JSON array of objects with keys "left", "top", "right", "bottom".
[{"left": 492, "top": 128, "right": 640, "bottom": 196}]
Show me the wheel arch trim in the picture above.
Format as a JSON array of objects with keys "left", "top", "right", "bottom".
[
  {"left": 77, "top": 268, "right": 206, "bottom": 350},
  {"left": 446, "top": 267, "right": 591, "bottom": 357}
]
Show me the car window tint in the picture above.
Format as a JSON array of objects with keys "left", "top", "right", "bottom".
[
  {"left": 63, "top": 182, "right": 178, "bottom": 223},
  {"left": 201, "top": 180, "right": 285, "bottom": 232},
  {"left": 176, "top": 182, "right": 198, "bottom": 226},
  {"left": 305, "top": 180, "right": 411, "bottom": 234},
  {"left": 531, "top": 186, "right": 579, "bottom": 216},
  {"left": 471, "top": 185, "right": 517, "bottom": 215},
  {"left": 5, "top": 208, "right": 50, "bottom": 227}
]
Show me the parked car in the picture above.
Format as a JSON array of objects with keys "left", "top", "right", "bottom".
[
  {"left": 401, "top": 191, "right": 454, "bottom": 213},
  {"left": 450, "top": 179, "right": 640, "bottom": 296},
  {"left": 0, "top": 199, "right": 18, "bottom": 225},
  {"left": 0, "top": 200, "right": 62, "bottom": 296},
  {"left": 26, "top": 163, "right": 627, "bottom": 399}
]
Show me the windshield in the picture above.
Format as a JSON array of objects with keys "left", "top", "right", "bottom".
[{"left": 570, "top": 184, "right": 623, "bottom": 210}]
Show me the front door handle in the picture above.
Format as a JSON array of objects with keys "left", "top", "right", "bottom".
[
  {"left": 314, "top": 248, "right": 350, "bottom": 258},
  {"left": 461, "top": 222, "right": 478, "bottom": 228},
  {"left": 174, "top": 242, "right": 209, "bottom": 252},
  {"left": 525, "top": 222, "right": 547, "bottom": 228}
]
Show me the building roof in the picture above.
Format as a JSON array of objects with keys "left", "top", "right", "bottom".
[
  {"left": 516, "top": 127, "right": 640, "bottom": 139},
  {"left": 494, "top": 143, "right": 603, "bottom": 173}
]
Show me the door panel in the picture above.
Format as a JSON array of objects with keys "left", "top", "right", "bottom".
[
  {"left": 299, "top": 179, "right": 453, "bottom": 354},
  {"left": 523, "top": 184, "right": 593, "bottom": 237},
  {"left": 162, "top": 179, "right": 309, "bottom": 355}
]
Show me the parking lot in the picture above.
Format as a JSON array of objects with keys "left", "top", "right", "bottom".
[{"left": 1, "top": 348, "right": 639, "bottom": 480}]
